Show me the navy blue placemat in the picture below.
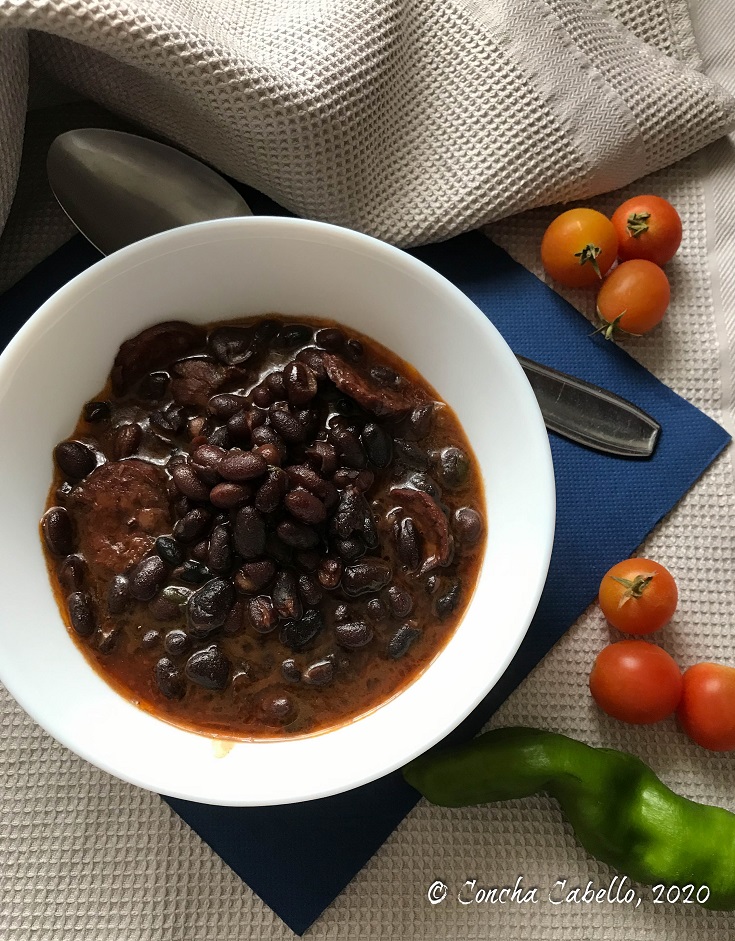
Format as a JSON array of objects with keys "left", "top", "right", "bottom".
[{"left": 2, "top": 217, "right": 729, "bottom": 937}]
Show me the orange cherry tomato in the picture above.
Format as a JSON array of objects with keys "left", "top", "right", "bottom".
[
  {"left": 677, "top": 662, "right": 735, "bottom": 752},
  {"left": 589, "top": 640, "right": 682, "bottom": 724},
  {"left": 541, "top": 209, "right": 618, "bottom": 288},
  {"left": 612, "top": 195, "right": 682, "bottom": 266},
  {"left": 598, "top": 558, "right": 678, "bottom": 635},
  {"left": 596, "top": 259, "right": 670, "bottom": 338}
]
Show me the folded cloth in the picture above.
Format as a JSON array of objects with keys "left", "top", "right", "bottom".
[{"left": 1, "top": 0, "right": 734, "bottom": 247}]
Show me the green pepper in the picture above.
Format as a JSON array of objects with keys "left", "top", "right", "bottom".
[{"left": 403, "top": 727, "right": 735, "bottom": 910}]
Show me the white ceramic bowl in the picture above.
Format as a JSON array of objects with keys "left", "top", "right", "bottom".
[{"left": 0, "top": 217, "right": 554, "bottom": 805}]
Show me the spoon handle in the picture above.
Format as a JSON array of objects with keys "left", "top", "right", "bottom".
[{"left": 517, "top": 356, "right": 660, "bottom": 458}]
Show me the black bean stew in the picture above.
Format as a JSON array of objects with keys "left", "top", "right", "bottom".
[{"left": 41, "top": 317, "right": 485, "bottom": 738}]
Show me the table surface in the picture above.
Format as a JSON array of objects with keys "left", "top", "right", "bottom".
[{"left": 2, "top": 2, "right": 735, "bottom": 939}]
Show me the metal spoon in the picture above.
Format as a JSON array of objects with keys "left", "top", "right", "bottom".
[{"left": 46, "top": 128, "right": 660, "bottom": 458}]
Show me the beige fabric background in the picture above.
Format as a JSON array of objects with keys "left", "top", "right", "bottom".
[
  {"left": 2, "top": 1, "right": 735, "bottom": 939},
  {"left": 1, "top": 0, "right": 735, "bottom": 247}
]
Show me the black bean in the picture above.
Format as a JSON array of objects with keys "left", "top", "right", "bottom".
[
  {"left": 394, "top": 517, "right": 421, "bottom": 573},
  {"left": 149, "top": 597, "right": 183, "bottom": 621},
  {"left": 151, "top": 403, "right": 185, "bottom": 435},
  {"left": 335, "top": 537, "right": 365, "bottom": 561},
  {"left": 111, "top": 423, "right": 142, "bottom": 460},
  {"left": 342, "top": 559, "right": 392, "bottom": 596},
  {"left": 334, "top": 604, "right": 351, "bottom": 623},
  {"left": 129, "top": 556, "right": 167, "bottom": 601},
  {"left": 276, "top": 520, "right": 320, "bottom": 549},
  {"left": 387, "top": 624, "right": 421, "bottom": 659},
  {"left": 141, "top": 629, "right": 161, "bottom": 649},
  {"left": 453, "top": 507, "right": 484, "bottom": 545},
  {"left": 366, "top": 597, "right": 389, "bottom": 621},
  {"left": 399, "top": 403, "right": 435, "bottom": 441},
  {"left": 54, "top": 440, "right": 98, "bottom": 480},
  {"left": 207, "top": 425, "right": 231, "bottom": 449},
  {"left": 191, "top": 540, "right": 210, "bottom": 563},
  {"left": 234, "top": 506, "right": 266, "bottom": 558},
  {"left": 83, "top": 400, "right": 111, "bottom": 423},
  {"left": 164, "top": 628, "right": 190, "bottom": 656},
  {"left": 58, "top": 554, "right": 85, "bottom": 593},
  {"left": 273, "top": 324, "right": 312, "bottom": 350},
  {"left": 248, "top": 595, "right": 277, "bottom": 633},
  {"left": 272, "top": 571, "right": 303, "bottom": 621},
  {"left": 259, "top": 692, "right": 295, "bottom": 723},
  {"left": 408, "top": 472, "right": 443, "bottom": 502},
  {"left": 284, "top": 464, "right": 339, "bottom": 508},
  {"left": 334, "top": 620, "right": 373, "bottom": 649},
  {"left": 192, "top": 443, "right": 226, "bottom": 470},
  {"left": 438, "top": 446, "right": 470, "bottom": 488},
  {"left": 208, "top": 524, "right": 234, "bottom": 574},
  {"left": 140, "top": 370, "right": 170, "bottom": 400},
  {"left": 255, "top": 467, "right": 288, "bottom": 513},
  {"left": 251, "top": 383, "right": 274, "bottom": 408},
  {"left": 295, "top": 347, "right": 328, "bottom": 380},
  {"left": 270, "top": 408, "right": 308, "bottom": 443},
  {"left": 314, "top": 327, "right": 346, "bottom": 351},
  {"left": 344, "top": 338, "right": 364, "bottom": 361},
  {"left": 284, "top": 488, "right": 327, "bottom": 525},
  {"left": 370, "top": 365, "right": 402, "bottom": 388},
  {"left": 332, "top": 487, "right": 364, "bottom": 538},
  {"left": 219, "top": 449, "right": 268, "bottom": 482},
  {"left": 185, "top": 646, "right": 231, "bottom": 690},
  {"left": 361, "top": 423, "right": 393, "bottom": 467},
  {"left": 207, "top": 393, "right": 248, "bottom": 418},
  {"left": 394, "top": 438, "right": 428, "bottom": 470},
  {"left": 281, "top": 659, "right": 302, "bottom": 683},
  {"left": 304, "top": 440, "right": 338, "bottom": 476},
  {"left": 332, "top": 468, "right": 374, "bottom": 491},
  {"left": 279, "top": 609, "right": 323, "bottom": 651},
  {"left": 284, "top": 361, "right": 317, "bottom": 406},
  {"left": 298, "top": 574, "right": 323, "bottom": 607},
  {"left": 156, "top": 535, "right": 184, "bottom": 567},
  {"left": 160, "top": 585, "right": 193, "bottom": 606},
  {"left": 235, "top": 559, "right": 276, "bottom": 593},
  {"left": 317, "top": 557, "right": 342, "bottom": 590},
  {"left": 187, "top": 577, "right": 236, "bottom": 637},
  {"left": 210, "top": 481, "right": 251, "bottom": 509},
  {"left": 190, "top": 460, "right": 220, "bottom": 487},
  {"left": 223, "top": 600, "right": 246, "bottom": 635},
  {"left": 171, "top": 463, "right": 211, "bottom": 501},
  {"left": 253, "top": 443, "right": 282, "bottom": 466},
  {"left": 209, "top": 325, "right": 255, "bottom": 366},
  {"left": 331, "top": 428, "right": 367, "bottom": 468},
  {"left": 174, "top": 560, "right": 213, "bottom": 584},
  {"left": 156, "top": 657, "right": 185, "bottom": 699},
  {"left": 387, "top": 585, "right": 414, "bottom": 618},
  {"left": 303, "top": 658, "right": 334, "bottom": 687},
  {"left": 67, "top": 591, "right": 96, "bottom": 637},
  {"left": 435, "top": 581, "right": 461, "bottom": 619},
  {"left": 251, "top": 424, "right": 282, "bottom": 447},
  {"left": 107, "top": 574, "right": 130, "bottom": 615}
]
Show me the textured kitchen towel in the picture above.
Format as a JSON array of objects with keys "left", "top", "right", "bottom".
[
  {"left": 0, "top": 216, "right": 729, "bottom": 935},
  {"left": 1, "top": 0, "right": 735, "bottom": 249}
]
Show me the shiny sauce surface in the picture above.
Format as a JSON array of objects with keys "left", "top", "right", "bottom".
[{"left": 41, "top": 316, "right": 486, "bottom": 739}]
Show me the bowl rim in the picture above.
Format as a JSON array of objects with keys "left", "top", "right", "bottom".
[{"left": 0, "top": 216, "right": 556, "bottom": 804}]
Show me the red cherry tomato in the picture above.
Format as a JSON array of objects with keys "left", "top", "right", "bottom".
[
  {"left": 541, "top": 209, "right": 618, "bottom": 288},
  {"left": 596, "top": 259, "right": 670, "bottom": 338},
  {"left": 589, "top": 640, "right": 683, "bottom": 724},
  {"left": 597, "top": 558, "right": 678, "bottom": 635},
  {"left": 612, "top": 195, "right": 682, "bottom": 266},
  {"left": 677, "top": 662, "right": 735, "bottom": 752}
]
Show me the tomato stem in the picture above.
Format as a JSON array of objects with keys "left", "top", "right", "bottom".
[
  {"left": 610, "top": 574, "right": 654, "bottom": 606},
  {"left": 574, "top": 243, "right": 603, "bottom": 279},
  {"left": 626, "top": 212, "right": 651, "bottom": 238}
]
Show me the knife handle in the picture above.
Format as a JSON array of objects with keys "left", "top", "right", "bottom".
[{"left": 517, "top": 356, "right": 661, "bottom": 459}]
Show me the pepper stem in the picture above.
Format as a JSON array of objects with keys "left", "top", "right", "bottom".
[
  {"left": 574, "top": 243, "right": 603, "bottom": 279},
  {"left": 626, "top": 212, "right": 651, "bottom": 238}
]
